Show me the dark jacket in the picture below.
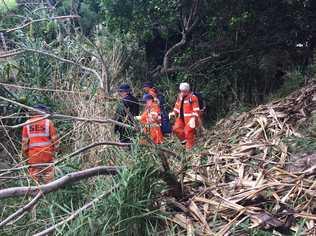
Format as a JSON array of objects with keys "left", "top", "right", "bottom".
[{"left": 114, "top": 94, "right": 140, "bottom": 136}]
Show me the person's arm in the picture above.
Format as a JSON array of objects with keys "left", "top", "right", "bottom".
[
  {"left": 49, "top": 121, "right": 60, "bottom": 153},
  {"left": 173, "top": 97, "right": 180, "bottom": 115},
  {"left": 191, "top": 95, "right": 201, "bottom": 118},
  {"left": 21, "top": 126, "right": 29, "bottom": 157},
  {"left": 139, "top": 111, "right": 147, "bottom": 124},
  {"left": 170, "top": 97, "right": 180, "bottom": 118},
  {"left": 154, "top": 107, "right": 162, "bottom": 123}
]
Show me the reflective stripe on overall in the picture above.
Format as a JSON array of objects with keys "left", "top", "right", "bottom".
[{"left": 27, "top": 119, "right": 52, "bottom": 149}]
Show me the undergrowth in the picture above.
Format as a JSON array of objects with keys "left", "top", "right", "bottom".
[{"left": 1, "top": 145, "right": 168, "bottom": 236}]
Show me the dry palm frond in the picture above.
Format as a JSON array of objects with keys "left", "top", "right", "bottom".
[{"left": 167, "top": 80, "right": 316, "bottom": 235}]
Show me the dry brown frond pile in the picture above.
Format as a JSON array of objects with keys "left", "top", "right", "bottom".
[{"left": 170, "top": 81, "right": 316, "bottom": 235}]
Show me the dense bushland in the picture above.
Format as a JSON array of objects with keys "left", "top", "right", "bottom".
[{"left": 0, "top": 1, "right": 315, "bottom": 235}]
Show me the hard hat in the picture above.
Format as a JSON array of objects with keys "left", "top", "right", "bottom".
[
  {"left": 143, "top": 94, "right": 154, "bottom": 102},
  {"left": 118, "top": 84, "right": 131, "bottom": 92},
  {"left": 179, "top": 82, "right": 190, "bottom": 91},
  {"left": 143, "top": 81, "right": 154, "bottom": 88}
]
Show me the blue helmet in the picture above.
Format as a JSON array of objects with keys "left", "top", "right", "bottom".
[
  {"left": 143, "top": 94, "right": 153, "bottom": 102},
  {"left": 118, "top": 84, "right": 131, "bottom": 93}
]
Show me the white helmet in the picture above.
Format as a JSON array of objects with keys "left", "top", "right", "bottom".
[{"left": 179, "top": 82, "right": 190, "bottom": 91}]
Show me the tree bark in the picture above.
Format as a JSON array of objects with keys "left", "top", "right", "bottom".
[
  {"left": 0, "top": 166, "right": 119, "bottom": 199},
  {"left": 151, "top": 0, "right": 200, "bottom": 78}
]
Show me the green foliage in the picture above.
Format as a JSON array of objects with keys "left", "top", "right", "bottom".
[
  {"left": 1, "top": 1, "right": 316, "bottom": 235},
  {"left": 231, "top": 218, "right": 275, "bottom": 236},
  {"left": 286, "top": 137, "right": 316, "bottom": 154},
  {"left": 1, "top": 147, "right": 166, "bottom": 235},
  {"left": 48, "top": 148, "right": 165, "bottom": 236},
  {"left": 101, "top": 0, "right": 178, "bottom": 41},
  {"left": 270, "top": 70, "right": 306, "bottom": 100},
  {"left": 96, "top": 156, "right": 164, "bottom": 235},
  {"left": 0, "top": 0, "right": 17, "bottom": 14},
  {"left": 78, "top": 0, "right": 101, "bottom": 35}
]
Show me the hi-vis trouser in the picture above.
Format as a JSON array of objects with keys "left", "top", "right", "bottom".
[{"left": 173, "top": 116, "right": 198, "bottom": 149}]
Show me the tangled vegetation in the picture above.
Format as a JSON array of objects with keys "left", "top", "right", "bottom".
[{"left": 0, "top": 0, "right": 316, "bottom": 235}]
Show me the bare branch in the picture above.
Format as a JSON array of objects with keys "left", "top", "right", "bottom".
[
  {"left": 0, "top": 49, "right": 23, "bottom": 58},
  {"left": 23, "top": 48, "right": 104, "bottom": 89},
  {"left": 0, "top": 82, "right": 89, "bottom": 95},
  {"left": 162, "top": 31, "right": 187, "bottom": 71},
  {"left": 0, "top": 192, "right": 43, "bottom": 227},
  {"left": 54, "top": 141, "right": 131, "bottom": 166},
  {"left": 153, "top": 0, "right": 200, "bottom": 77},
  {"left": 0, "top": 141, "right": 129, "bottom": 178},
  {"left": 0, "top": 32, "right": 7, "bottom": 50},
  {"left": 0, "top": 166, "right": 119, "bottom": 199},
  {"left": 0, "top": 82, "right": 141, "bottom": 105},
  {"left": 0, "top": 95, "right": 135, "bottom": 129},
  {"left": 0, "top": 48, "right": 103, "bottom": 88},
  {"left": 4, "top": 15, "right": 80, "bottom": 33}
]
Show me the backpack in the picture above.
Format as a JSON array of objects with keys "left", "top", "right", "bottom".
[
  {"left": 156, "top": 93, "right": 172, "bottom": 134},
  {"left": 190, "top": 92, "right": 206, "bottom": 112}
]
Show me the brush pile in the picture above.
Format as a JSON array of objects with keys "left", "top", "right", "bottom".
[{"left": 170, "top": 81, "right": 316, "bottom": 235}]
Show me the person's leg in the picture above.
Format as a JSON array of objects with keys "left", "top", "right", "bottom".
[
  {"left": 28, "top": 166, "right": 40, "bottom": 220},
  {"left": 161, "top": 111, "right": 171, "bottom": 134},
  {"left": 151, "top": 127, "right": 163, "bottom": 144},
  {"left": 172, "top": 118, "right": 185, "bottom": 141},
  {"left": 184, "top": 124, "right": 196, "bottom": 149},
  {"left": 43, "top": 166, "right": 54, "bottom": 184},
  {"left": 28, "top": 167, "right": 40, "bottom": 183}
]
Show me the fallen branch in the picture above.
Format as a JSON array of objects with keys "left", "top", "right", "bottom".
[
  {"left": 0, "top": 141, "right": 129, "bottom": 178},
  {"left": 0, "top": 166, "right": 119, "bottom": 199},
  {"left": 48, "top": 141, "right": 179, "bottom": 177},
  {"left": 0, "top": 192, "right": 43, "bottom": 227},
  {"left": 33, "top": 188, "right": 114, "bottom": 236}
]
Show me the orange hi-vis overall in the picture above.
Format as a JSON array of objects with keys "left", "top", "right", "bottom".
[
  {"left": 22, "top": 116, "right": 59, "bottom": 183},
  {"left": 172, "top": 93, "right": 200, "bottom": 149},
  {"left": 140, "top": 103, "right": 163, "bottom": 144}
]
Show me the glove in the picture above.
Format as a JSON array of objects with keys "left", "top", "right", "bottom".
[
  {"left": 188, "top": 118, "right": 196, "bottom": 129},
  {"left": 134, "top": 116, "right": 141, "bottom": 121},
  {"left": 168, "top": 112, "right": 175, "bottom": 119}
]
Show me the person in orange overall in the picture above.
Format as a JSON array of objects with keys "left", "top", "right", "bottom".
[
  {"left": 143, "top": 82, "right": 159, "bottom": 103},
  {"left": 22, "top": 104, "right": 59, "bottom": 184},
  {"left": 136, "top": 94, "right": 163, "bottom": 144},
  {"left": 169, "top": 83, "right": 201, "bottom": 149},
  {"left": 143, "top": 82, "right": 171, "bottom": 135}
]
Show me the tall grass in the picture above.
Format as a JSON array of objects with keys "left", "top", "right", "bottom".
[{"left": 49, "top": 146, "right": 167, "bottom": 236}]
